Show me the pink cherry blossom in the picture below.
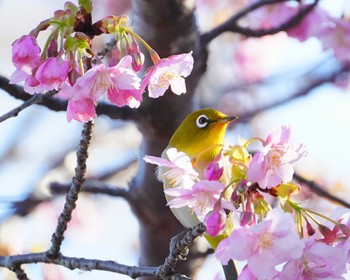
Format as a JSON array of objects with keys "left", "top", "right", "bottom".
[
  {"left": 247, "top": 126, "right": 307, "bottom": 189},
  {"left": 70, "top": 56, "right": 141, "bottom": 104},
  {"left": 66, "top": 97, "right": 96, "bottom": 122},
  {"left": 215, "top": 208, "right": 304, "bottom": 279},
  {"left": 143, "top": 147, "right": 199, "bottom": 189},
  {"left": 11, "top": 35, "right": 41, "bottom": 70},
  {"left": 57, "top": 56, "right": 141, "bottom": 121},
  {"left": 238, "top": 266, "right": 256, "bottom": 280},
  {"left": 279, "top": 236, "right": 346, "bottom": 279},
  {"left": 164, "top": 180, "right": 226, "bottom": 220},
  {"left": 143, "top": 52, "right": 193, "bottom": 98},
  {"left": 35, "top": 56, "right": 70, "bottom": 91}
]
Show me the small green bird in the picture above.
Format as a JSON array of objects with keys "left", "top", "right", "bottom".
[{"left": 158, "top": 108, "right": 237, "bottom": 246}]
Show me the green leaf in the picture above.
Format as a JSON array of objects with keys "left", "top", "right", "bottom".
[{"left": 79, "top": 0, "right": 92, "bottom": 13}]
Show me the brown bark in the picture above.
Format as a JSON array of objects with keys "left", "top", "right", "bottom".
[{"left": 129, "top": 0, "right": 208, "bottom": 277}]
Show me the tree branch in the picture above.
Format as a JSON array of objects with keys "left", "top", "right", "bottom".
[
  {"left": 159, "top": 223, "right": 206, "bottom": 278},
  {"left": 201, "top": 0, "right": 319, "bottom": 46},
  {"left": 50, "top": 181, "right": 130, "bottom": 200},
  {"left": 11, "top": 265, "right": 29, "bottom": 280},
  {"left": 47, "top": 121, "right": 94, "bottom": 259},
  {"left": 294, "top": 173, "right": 350, "bottom": 209},
  {"left": 0, "top": 91, "right": 56, "bottom": 123},
  {"left": 0, "top": 223, "right": 206, "bottom": 279},
  {"left": 0, "top": 75, "right": 140, "bottom": 122}
]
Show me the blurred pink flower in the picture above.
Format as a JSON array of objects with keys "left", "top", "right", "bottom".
[
  {"left": 143, "top": 147, "right": 199, "bottom": 189},
  {"left": 316, "top": 17, "right": 350, "bottom": 62},
  {"left": 238, "top": 266, "right": 256, "bottom": 280},
  {"left": 164, "top": 180, "right": 226, "bottom": 220},
  {"left": 11, "top": 35, "right": 41, "bottom": 70},
  {"left": 216, "top": 208, "right": 304, "bottom": 279},
  {"left": 287, "top": 7, "right": 329, "bottom": 42},
  {"left": 234, "top": 33, "right": 288, "bottom": 82},
  {"left": 35, "top": 56, "right": 70, "bottom": 91},
  {"left": 279, "top": 236, "right": 346, "bottom": 279},
  {"left": 143, "top": 52, "right": 194, "bottom": 98},
  {"left": 247, "top": 126, "right": 307, "bottom": 189}
]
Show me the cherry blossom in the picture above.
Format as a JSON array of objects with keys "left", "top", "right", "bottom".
[
  {"left": 279, "top": 236, "right": 347, "bottom": 279},
  {"left": 35, "top": 56, "right": 70, "bottom": 91},
  {"left": 143, "top": 147, "right": 199, "bottom": 189},
  {"left": 57, "top": 56, "right": 142, "bottom": 121},
  {"left": 143, "top": 52, "right": 194, "bottom": 98},
  {"left": 215, "top": 208, "right": 304, "bottom": 279},
  {"left": 164, "top": 180, "right": 226, "bottom": 220},
  {"left": 247, "top": 126, "right": 307, "bottom": 189},
  {"left": 66, "top": 97, "right": 96, "bottom": 122},
  {"left": 11, "top": 35, "right": 41, "bottom": 70}
]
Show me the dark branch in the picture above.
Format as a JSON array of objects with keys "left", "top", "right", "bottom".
[
  {"left": 159, "top": 223, "right": 206, "bottom": 278},
  {"left": 0, "top": 75, "right": 140, "bottom": 122},
  {"left": 294, "top": 173, "right": 350, "bottom": 209},
  {"left": 50, "top": 181, "right": 130, "bottom": 200},
  {"left": 11, "top": 265, "right": 29, "bottom": 280},
  {"left": 0, "top": 91, "right": 56, "bottom": 123},
  {"left": 201, "top": 0, "right": 319, "bottom": 46},
  {"left": 0, "top": 224, "right": 206, "bottom": 279},
  {"left": 47, "top": 121, "right": 94, "bottom": 259}
]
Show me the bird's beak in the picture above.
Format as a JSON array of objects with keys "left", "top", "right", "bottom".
[{"left": 217, "top": 115, "right": 238, "bottom": 124}]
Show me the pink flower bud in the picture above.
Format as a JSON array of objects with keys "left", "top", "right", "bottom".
[
  {"left": 306, "top": 220, "right": 315, "bottom": 236},
  {"left": 205, "top": 210, "right": 226, "bottom": 236},
  {"left": 319, "top": 225, "right": 336, "bottom": 244},
  {"left": 205, "top": 161, "right": 223, "bottom": 181},
  {"left": 128, "top": 36, "right": 144, "bottom": 72},
  {"left": 240, "top": 211, "right": 255, "bottom": 226},
  {"left": 339, "top": 224, "right": 350, "bottom": 237},
  {"left": 12, "top": 35, "right": 41, "bottom": 70}
]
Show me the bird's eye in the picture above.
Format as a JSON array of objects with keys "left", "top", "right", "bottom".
[{"left": 196, "top": 114, "right": 209, "bottom": 128}]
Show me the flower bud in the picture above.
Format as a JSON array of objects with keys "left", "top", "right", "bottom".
[
  {"left": 205, "top": 161, "right": 223, "bottom": 181},
  {"left": 339, "top": 224, "right": 350, "bottom": 237},
  {"left": 319, "top": 225, "right": 336, "bottom": 244},
  {"left": 204, "top": 210, "right": 226, "bottom": 236},
  {"left": 240, "top": 211, "right": 255, "bottom": 226}
]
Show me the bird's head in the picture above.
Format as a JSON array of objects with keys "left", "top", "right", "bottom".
[{"left": 168, "top": 108, "right": 237, "bottom": 167}]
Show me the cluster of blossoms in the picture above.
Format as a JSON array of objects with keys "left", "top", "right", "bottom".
[
  {"left": 144, "top": 126, "right": 350, "bottom": 279},
  {"left": 10, "top": 1, "right": 193, "bottom": 122},
  {"left": 234, "top": 2, "right": 350, "bottom": 82}
]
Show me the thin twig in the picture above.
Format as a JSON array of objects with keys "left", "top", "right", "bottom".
[
  {"left": 47, "top": 121, "right": 94, "bottom": 259},
  {"left": 201, "top": 0, "right": 319, "bottom": 46},
  {"left": 50, "top": 181, "right": 130, "bottom": 199},
  {"left": 0, "top": 91, "right": 56, "bottom": 123},
  {"left": 294, "top": 173, "right": 350, "bottom": 209}
]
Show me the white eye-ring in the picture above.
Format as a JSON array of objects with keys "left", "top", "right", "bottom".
[{"left": 196, "top": 114, "right": 209, "bottom": 128}]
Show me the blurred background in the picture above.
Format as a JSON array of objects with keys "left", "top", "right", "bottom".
[{"left": 0, "top": 0, "right": 349, "bottom": 279}]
